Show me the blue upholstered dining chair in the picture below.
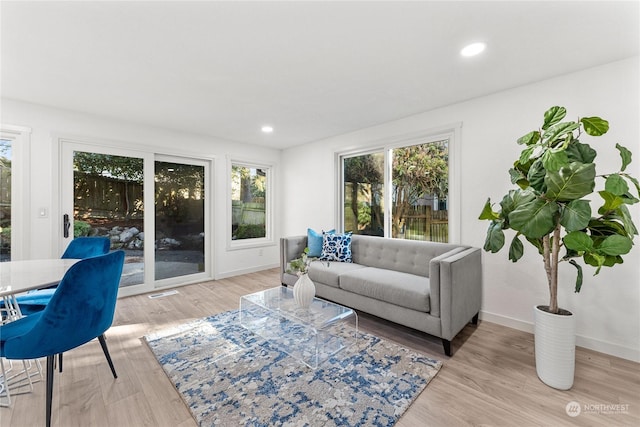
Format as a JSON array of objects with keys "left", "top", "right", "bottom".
[
  {"left": 60, "top": 236, "right": 111, "bottom": 259},
  {"left": 0, "top": 250, "right": 125, "bottom": 427},
  {"left": 14, "top": 237, "right": 111, "bottom": 316}
]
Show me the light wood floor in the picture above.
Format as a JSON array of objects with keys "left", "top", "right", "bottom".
[{"left": 1, "top": 268, "right": 639, "bottom": 427}]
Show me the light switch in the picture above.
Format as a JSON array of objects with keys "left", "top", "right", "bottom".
[{"left": 38, "top": 207, "right": 48, "bottom": 218}]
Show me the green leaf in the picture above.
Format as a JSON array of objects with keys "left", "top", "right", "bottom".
[
  {"left": 581, "top": 116, "right": 609, "bottom": 136},
  {"left": 560, "top": 199, "right": 592, "bottom": 231},
  {"left": 542, "top": 150, "right": 569, "bottom": 172},
  {"left": 527, "top": 160, "right": 547, "bottom": 193},
  {"left": 499, "top": 189, "right": 537, "bottom": 220},
  {"left": 563, "top": 231, "right": 593, "bottom": 252},
  {"left": 545, "top": 162, "right": 596, "bottom": 201},
  {"left": 597, "top": 234, "right": 633, "bottom": 256},
  {"left": 605, "top": 174, "right": 629, "bottom": 196},
  {"left": 508, "top": 199, "right": 558, "bottom": 238},
  {"left": 519, "top": 146, "right": 536, "bottom": 165},
  {"left": 483, "top": 221, "right": 505, "bottom": 253},
  {"left": 584, "top": 252, "right": 606, "bottom": 274},
  {"left": 508, "top": 235, "right": 524, "bottom": 262},
  {"left": 588, "top": 218, "right": 627, "bottom": 238},
  {"left": 616, "top": 143, "right": 632, "bottom": 172},
  {"left": 602, "top": 255, "right": 623, "bottom": 267},
  {"left": 542, "top": 121, "right": 580, "bottom": 145},
  {"left": 542, "top": 106, "right": 566, "bottom": 130},
  {"left": 598, "top": 190, "right": 624, "bottom": 212},
  {"left": 517, "top": 130, "right": 541, "bottom": 146},
  {"left": 568, "top": 259, "right": 583, "bottom": 292},
  {"left": 478, "top": 199, "right": 500, "bottom": 220},
  {"left": 616, "top": 205, "right": 639, "bottom": 236},
  {"left": 509, "top": 168, "right": 528, "bottom": 188},
  {"left": 621, "top": 174, "right": 640, "bottom": 198},
  {"left": 526, "top": 236, "right": 544, "bottom": 255},
  {"left": 565, "top": 141, "right": 597, "bottom": 163}
]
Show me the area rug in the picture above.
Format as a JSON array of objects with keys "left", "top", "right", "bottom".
[{"left": 144, "top": 310, "right": 442, "bottom": 426}]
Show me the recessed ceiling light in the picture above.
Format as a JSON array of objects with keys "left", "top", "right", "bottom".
[
  {"left": 261, "top": 125, "right": 274, "bottom": 133},
  {"left": 460, "top": 42, "right": 486, "bottom": 57}
]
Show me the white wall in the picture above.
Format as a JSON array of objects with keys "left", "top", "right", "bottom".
[
  {"left": 1, "top": 99, "right": 281, "bottom": 279},
  {"left": 281, "top": 57, "right": 640, "bottom": 361}
]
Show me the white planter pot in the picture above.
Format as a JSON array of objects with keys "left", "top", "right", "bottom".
[
  {"left": 293, "top": 273, "right": 316, "bottom": 308},
  {"left": 533, "top": 305, "right": 576, "bottom": 390}
]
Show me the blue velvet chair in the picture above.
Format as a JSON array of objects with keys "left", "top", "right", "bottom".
[
  {"left": 60, "top": 236, "right": 111, "bottom": 259},
  {"left": 0, "top": 251, "right": 125, "bottom": 427},
  {"left": 14, "top": 237, "right": 111, "bottom": 315}
]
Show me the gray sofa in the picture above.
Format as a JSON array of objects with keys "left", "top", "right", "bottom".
[{"left": 280, "top": 234, "right": 482, "bottom": 356}]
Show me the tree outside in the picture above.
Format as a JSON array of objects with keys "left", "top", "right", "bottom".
[
  {"left": 231, "top": 165, "right": 267, "bottom": 239},
  {"left": 343, "top": 140, "right": 449, "bottom": 241},
  {"left": 391, "top": 141, "right": 448, "bottom": 239}
]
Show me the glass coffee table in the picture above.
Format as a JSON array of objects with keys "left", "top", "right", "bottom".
[{"left": 239, "top": 286, "right": 358, "bottom": 369}]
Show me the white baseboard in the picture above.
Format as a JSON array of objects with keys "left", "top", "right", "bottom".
[
  {"left": 215, "top": 263, "right": 279, "bottom": 280},
  {"left": 480, "top": 311, "right": 640, "bottom": 363}
]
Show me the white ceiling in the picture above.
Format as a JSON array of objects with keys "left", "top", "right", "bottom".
[{"left": 1, "top": 1, "right": 638, "bottom": 149}]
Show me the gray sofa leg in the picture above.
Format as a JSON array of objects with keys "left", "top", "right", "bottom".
[
  {"left": 442, "top": 339, "right": 452, "bottom": 357},
  {"left": 472, "top": 312, "right": 479, "bottom": 325}
]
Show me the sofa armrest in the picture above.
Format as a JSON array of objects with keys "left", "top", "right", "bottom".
[
  {"left": 429, "top": 247, "right": 468, "bottom": 317},
  {"left": 433, "top": 247, "right": 482, "bottom": 340},
  {"left": 280, "top": 235, "right": 307, "bottom": 285}
]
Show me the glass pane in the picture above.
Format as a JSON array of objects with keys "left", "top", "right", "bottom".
[
  {"left": 343, "top": 153, "right": 384, "bottom": 236},
  {"left": 231, "top": 165, "right": 266, "bottom": 240},
  {"left": 0, "top": 140, "right": 11, "bottom": 262},
  {"left": 391, "top": 140, "right": 448, "bottom": 242},
  {"left": 155, "top": 161, "right": 205, "bottom": 280},
  {"left": 73, "top": 151, "right": 144, "bottom": 286}
]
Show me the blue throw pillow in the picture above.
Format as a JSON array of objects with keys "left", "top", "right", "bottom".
[
  {"left": 307, "top": 228, "right": 334, "bottom": 257},
  {"left": 320, "top": 232, "right": 353, "bottom": 263}
]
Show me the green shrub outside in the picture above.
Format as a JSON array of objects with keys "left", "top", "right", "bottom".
[
  {"left": 74, "top": 220, "right": 92, "bottom": 237},
  {"left": 235, "top": 224, "right": 265, "bottom": 239}
]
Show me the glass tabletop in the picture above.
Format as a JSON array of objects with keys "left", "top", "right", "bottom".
[{"left": 241, "top": 286, "right": 354, "bottom": 329}]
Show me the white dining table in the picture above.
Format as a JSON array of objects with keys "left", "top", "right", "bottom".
[{"left": 0, "top": 258, "right": 79, "bottom": 298}]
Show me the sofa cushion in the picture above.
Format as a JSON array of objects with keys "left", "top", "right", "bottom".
[
  {"left": 320, "top": 232, "right": 353, "bottom": 262},
  {"left": 338, "top": 267, "right": 430, "bottom": 313},
  {"left": 307, "top": 228, "right": 335, "bottom": 257},
  {"left": 351, "top": 235, "right": 463, "bottom": 277},
  {"left": 308, "top": 261, "right": 366, "bottom": 288}
]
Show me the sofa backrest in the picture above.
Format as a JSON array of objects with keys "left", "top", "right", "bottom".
[{"left": 351, "top": 234, "right": 463, "bottom": 277}]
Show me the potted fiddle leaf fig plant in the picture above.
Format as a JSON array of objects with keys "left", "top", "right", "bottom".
[{"left": 479, "top": 106, "right": 638, "bottom": 390}]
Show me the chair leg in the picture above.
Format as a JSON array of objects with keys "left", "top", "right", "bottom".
[
  {"left": 58, "top": 353, "right": 63, "bottom": 373},
  {"left": 98, "top": 334, "right": 117, "bottom": 378},
  {"left": 0, "top": 358, "right": 11, "bottom": 407},
  {"left": 46, "top": 355, "right": 55, "bottom": 427}
]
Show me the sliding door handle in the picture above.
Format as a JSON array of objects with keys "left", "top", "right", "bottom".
[{"left": 63, "top": 214, "right": 71, "bottom": 238}]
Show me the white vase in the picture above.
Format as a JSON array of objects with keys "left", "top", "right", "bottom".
[
  {"left": 533, "top": 305, "right": 576, "bottom": 390},
  {"left": 293, "top": 273, "right": 316, "bottom": 308}
]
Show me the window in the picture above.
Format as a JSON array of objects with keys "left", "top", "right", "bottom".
[
  {"left": 0, "top": 125, "right": 30, "bottom": 261},
  {"left": 343, "top": 152, "right": 385, "bottom": 236},
  {"left": 230, "top": 162, "right": 271, "bottom": 245},
  {"left": 339, "top": 127, "right": 459, "bottom": 243},
  {"left": 0, "top": 140, "right": 11, "bottom": 261},
  {"left": 391, "top": 140, "right": 449, "bottom": 241}
]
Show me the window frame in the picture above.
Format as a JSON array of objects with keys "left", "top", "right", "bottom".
[
  {"left": 227, "top": 158, "right": 274, "bottom": 250},
  {"left": 336, "top": 123, "right": 461, "bottom": 243},
  {"left": 0, "top": 124, "right": 31, "bottom": 260}
]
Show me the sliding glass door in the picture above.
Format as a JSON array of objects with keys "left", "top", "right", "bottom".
[
  {"left": 154, "top": 158, "right": 206, "bottom": 282},
  {"left": 61, "top": 140, "right": 211, "bottom": 295}
]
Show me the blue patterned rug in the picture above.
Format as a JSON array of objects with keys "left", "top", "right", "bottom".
[{"left": 144, "top": 310, "right": 442, "bottom": 426}]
